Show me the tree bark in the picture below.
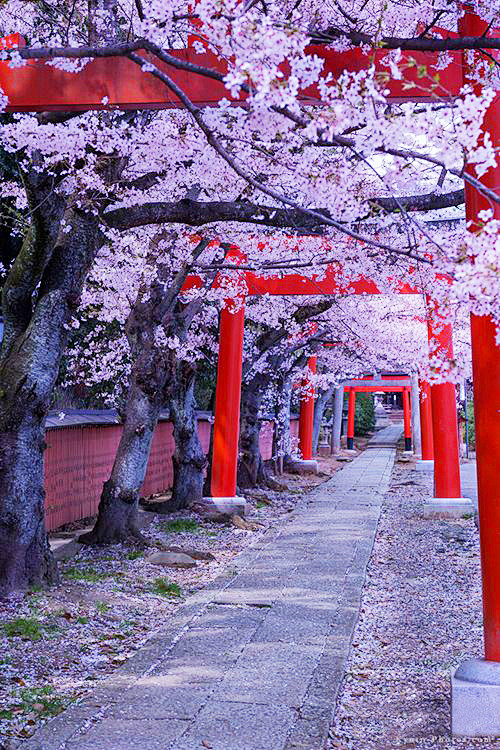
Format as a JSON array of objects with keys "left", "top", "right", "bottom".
[
  {"left": 237, "top": 374, "right": 269, "bottom": 489},
  {"left": 272, "top": 373, "right": 293, "bottom": 472},
  {"left": 0, "top": 177, "right": 100, "bottom": 592},
  {"left": 0, "top": 418, "right": 57, "bottom": 593},
  {"left": 80, "top": 237, "right": 212, "bottom": 544},
  {"left": 312, "top": 383, "right": 335, "bottom": 454},
  {"left": 79, "top": 381, "right": 162, "bottom": 544},
  {"left": 331, "top": 385, "right": 345, "bottom": 454},
  {"left": 170, "top": 364, "right": 207, "bottom": 511},
  {"left": 202, "top": 386, "right": 217, "bottom": 496}
]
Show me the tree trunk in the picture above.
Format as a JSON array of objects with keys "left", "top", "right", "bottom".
[
  {"left": 202, "top": 386, "right": 217, "bottom": 496},
  {"left": 0, "top": 417, "right": 57, "bottom": 593},
  {"left": 79, "top": 383, "right": 161, "bottom": 544},
  {"left": 237, "top": 376, "right": 270, "bottom": 488},
  {"left": 80, "top": 237, "right": 212, "bottom": 544},
  {"left": 0, "top": 195, "right": 100, "bottom": 593},
  {"left": 331, "top": 385, "right": 344, "bottom": 454},
  {"left": 312, "top": 384, "right": 335, "bottom": 454},
  {"left": 273, "top": 372, "right": 294, "bottom": 465},
  {"left": 170, "top": 365, "right": 207, "bottom": 511}
]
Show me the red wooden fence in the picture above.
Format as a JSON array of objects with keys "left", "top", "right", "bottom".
[{"left": 43, "top": 413, "right": 297, "bottom": 531}]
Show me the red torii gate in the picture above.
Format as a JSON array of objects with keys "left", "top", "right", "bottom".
[
  {"left": 200, "top": 261, "right": 461, "bottom": 505},
  {"left": 342, "top": 376, "right": 413, "bottom": 451},
  {"left": 1, "top": 10, "right": 499, "bottom": 730}
]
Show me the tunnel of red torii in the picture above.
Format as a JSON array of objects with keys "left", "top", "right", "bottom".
[
  {"left": 184, "top": 255, "right": 462, "bottom": 510},
  {"left": 1, "top": 6, "right": 499, "bottom": 718},
  {"left": 341, "top": 375, "right": 414, "bottom": 453},
  {"left": 337, "top": 376, "right": 433, "bottom": 459}
]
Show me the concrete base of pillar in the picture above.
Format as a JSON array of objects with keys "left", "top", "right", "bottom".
[
  {"left": 286, "top": 459, "right": 319, "bottom": 475},
  {"left": 416, "top": 459, "right": 434, "bottom": 471},
  {"left": 201, "top": 496, "right": 247, "bottom": 515},
  {"left": 402, "top": 450, "right": 414, "bottom": 457},
  {"left": 452, "top": 659, "right": 500, "bottom": 736},
  {"left": 423, "top": 497, "right": 473, "bottom": 518}
]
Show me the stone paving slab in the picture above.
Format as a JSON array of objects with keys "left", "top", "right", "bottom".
[
  {"left": 460, "top": 461, "right": 478, "bottom": 509},
  {"left": 22, "top": 424, "right": 401, "bottom": 750},
  {"left": 173, "top": 701, "right": 297, "bottom": 750}
]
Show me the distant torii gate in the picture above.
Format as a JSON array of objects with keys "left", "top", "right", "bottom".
[
  {"left": 1, "top": 8, "right": 499, "bottom": 729},
  {"left": 342, "top": 376, "right": 413, "bottom": 451}
]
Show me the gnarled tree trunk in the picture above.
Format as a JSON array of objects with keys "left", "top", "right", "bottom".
[
  {"left": 273, "top": 372, "right": 294, "bottom": 471},
  {"left": 79, "top": 382, "right": 162, "bottom": 544},
  {"left": 202, "top": 386, "right": 217, "bottom": 497},
  {"left": 170, "top": 364, "right": 207, "bottom": 511},
  {"left": 237, "top": 373, "right": 272, "bottom": 488},
  {"left": 80, "top": 237, "right": 211, "bottom": 544},
  {"left": 0, "top": 415, "right": 57, "bottom": 593},
  {"left": 0, "top": 176, "right": 100, "bottom": 593}
]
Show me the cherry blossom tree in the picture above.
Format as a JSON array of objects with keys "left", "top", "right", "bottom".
[{"left": 0, "top": 0, "right": 497, "bottom": 591}]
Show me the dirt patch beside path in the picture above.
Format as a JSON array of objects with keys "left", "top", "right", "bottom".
[{"left": 328, "top": 461, "right": 495, "bottom": 750}]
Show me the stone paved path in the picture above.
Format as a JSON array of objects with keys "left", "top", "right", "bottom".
[
  {"left": 24, "top": 425, "right": 401, "bottom": 750},
  {"left": 460, "top": 461, "right": 478, "bottom": 510}
]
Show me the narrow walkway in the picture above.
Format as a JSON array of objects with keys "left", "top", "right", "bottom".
[
  {"left": 460, "top": 461, "right": 478, "bottom": 509},
  {"left": 25, "top": 425, "right": 401, "bottom": 750}
]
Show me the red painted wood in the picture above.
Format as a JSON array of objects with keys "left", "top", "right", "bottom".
[
  {"left": 244, "top": 267, "right": 418, "bottom": 296},
  {"left": 354, "top": 375, "right": 410, "bottom": 382},
  {"left": 419, "top": 380, "right": 434, "bottom": 460},
  {"left": 141, "top": 420, "right": 175, "bottom": 497},
  {"left": 43, "top": 415, "right": 274, "bottom": 531},
  {"left": 0, "top": 33, "right": 463, "bottom": 113},
  {"left": 44, "top": 423, "right": 123, "bottom": 530},
  {"left": 470, "top": 313, "right": 500, "bottom": 660},
  {"left": 461, "top": 8, "right": 500, "bottom": 662},
  {"left": 298, "top": 356, "right": 316, "bottom": 460},
  {"left": 344, "top": 386, "right": 405, "bottom": 392},
  {"left": 403, "top": 388, "right": 412, "bottom": 439},
  {"left": 426, "top": 307, "right": 461, "bottom": 499},
  {"left": 210, "top": 299, "right": 246, "bottom": 498},
  {"left": 347, "top": 389, "right": 356, "bottom": 439}
]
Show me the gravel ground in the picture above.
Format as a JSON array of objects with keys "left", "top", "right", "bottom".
[
  {"left": 0, "top": 457, "right": 340, "bottom": 747},
  {"left": 328, "top": 459, "right": 498, "bottom": 750}
]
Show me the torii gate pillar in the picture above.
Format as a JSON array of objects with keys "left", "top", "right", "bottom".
[
  {"left": 451, "top": 7, "right": 500, "bottom": 737},
  {"left": 402, "top": 387, "right": 412, "bottom": 452},
  {"left": 423, "top": 311, "right": 472, "bottom": 517},
  {"left": 416, "top": 380, "right": 434, "bottom": 471},
  {"left": 206, "top": 298, "right": 247, "bottom": 514},
  {"left": 346, "top": 388, "right": 356, "bottom": 450},
  {"left": 296, "top": 356, "right": 319, "bottom": 472},
  {"left": 298, "top": 356, "right": 316, "bottom": 460}
]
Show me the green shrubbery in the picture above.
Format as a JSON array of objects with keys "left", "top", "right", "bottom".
[
  {"left": 460, "top": 400, "right": 476, "bottom": 451},
  {"left": 354, "top": 393, "right": 376, "bottom": 436}
]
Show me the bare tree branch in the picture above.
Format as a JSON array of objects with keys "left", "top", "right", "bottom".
[
  {"left": 310, "top": 27, "right": 500, "bottom": 52},
  {"left": 12, "top": 33, "right": 500, "bottom": 62}
]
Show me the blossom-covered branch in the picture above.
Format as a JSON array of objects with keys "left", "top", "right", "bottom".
[{"left": 104, "top": 189, "right": 465, "bottom": 233}]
